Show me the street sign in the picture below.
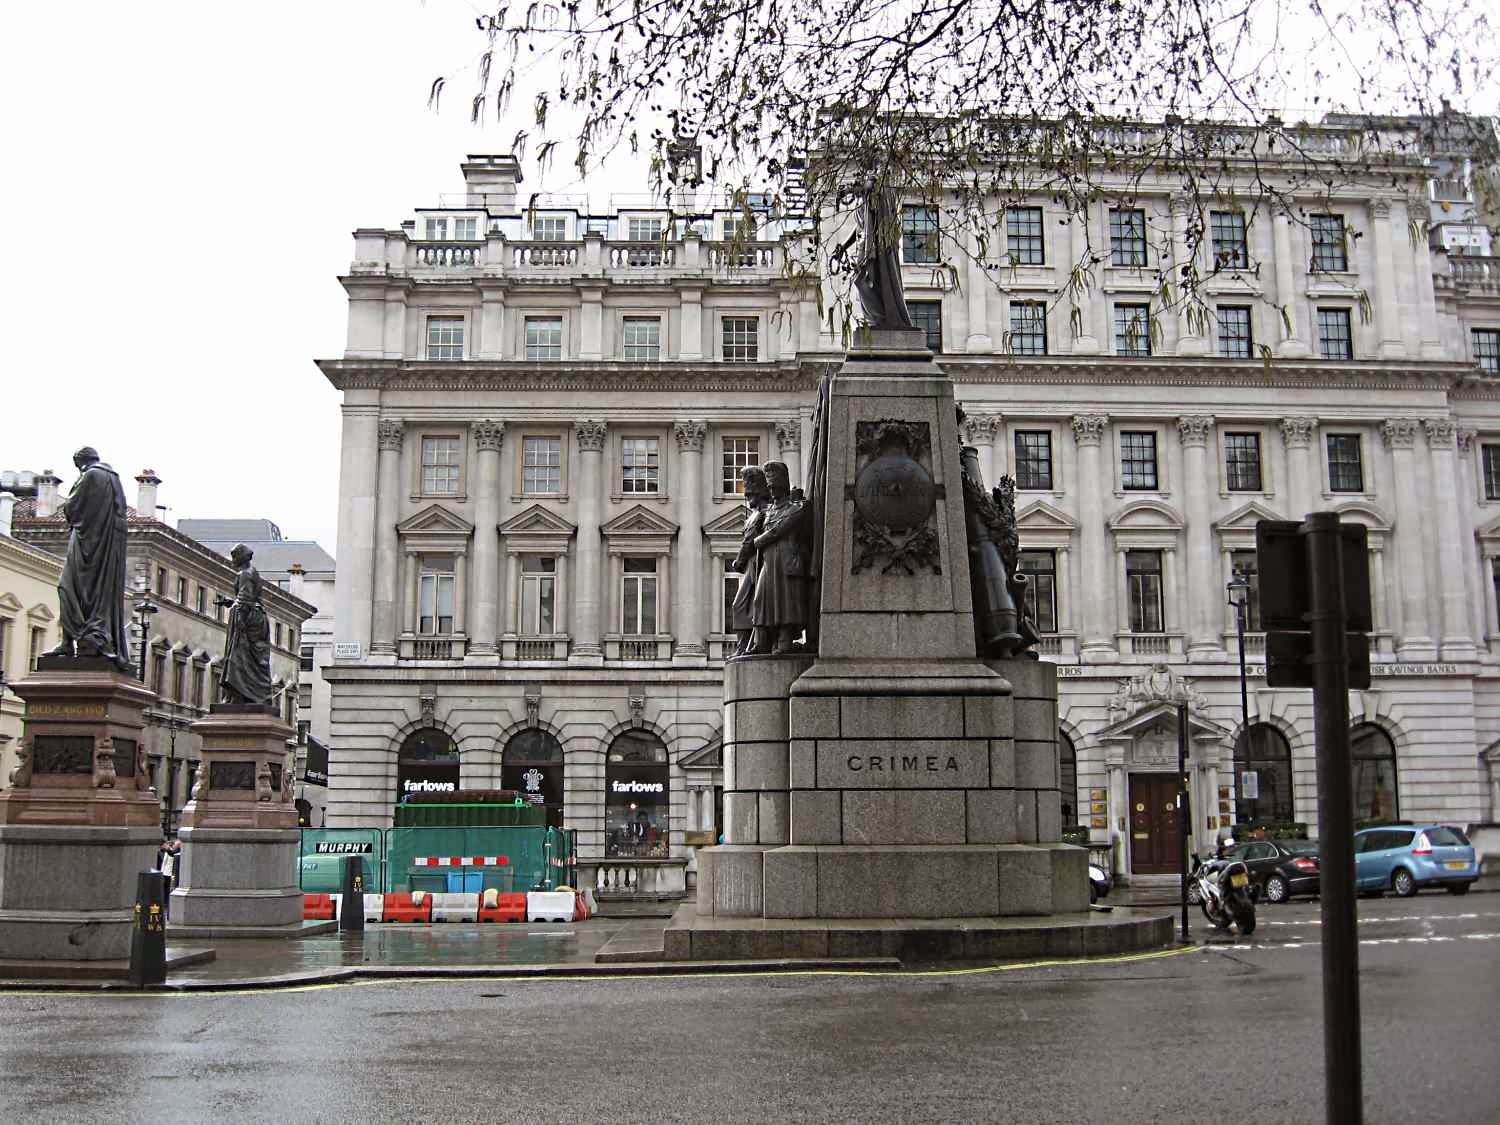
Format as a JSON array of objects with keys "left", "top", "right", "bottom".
[
  {"left": 1257, "top": 521, "right": 1373, "bottom": 632},
  {"left": 333, "top": 641, "right": 362, "bottom": 659},
  {"left": 1266, "top": 629, "right": 1372, "bottom": 690}
]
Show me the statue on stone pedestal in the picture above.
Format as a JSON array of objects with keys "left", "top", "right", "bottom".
[
  {"left": 216, "top": 544, "right": 275, "bottom": 707},
  {"left": 48, "top": 447, "right": 132, "bottom": 673},
  {"left": 831, "top": 179, "right": 916, "bottom": 332},
  {"left": 748, "top": 461, "right": 811, "bottom": 656},
  {"left": 958, "top": 413, "right": 1039, "bottom": 659},
  {"left": 728, "top": 466, "right": 771, "bottom": 658}
]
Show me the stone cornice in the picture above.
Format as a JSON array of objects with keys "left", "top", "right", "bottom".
[
  {"left": 0, "top": 533, "right": 63, "bottom": 583},
  {"left": 316, "top": 358, "right": 816, "bottom": 394},
  {"left": 936, "top": 356, "right": 1468, "bottom": 392}
]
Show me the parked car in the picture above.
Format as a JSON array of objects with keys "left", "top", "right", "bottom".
[
  {"left": 1227, "top": 838, "right": 1321, "bottom": 903},
  {"left": 1353, "top": 824, "right": 1478, "bottom": 897}
]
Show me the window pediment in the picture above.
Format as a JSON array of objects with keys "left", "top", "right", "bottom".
[
  {"left": 603, "top": 504, "right": 679, "bottom": 555},
  {"left": 1213, "top": 500, "right": 1286, "bottom": 534},
  {"left": 26, "top": 602, "right": 55, "bottom": 622},
  {"left": 0, "top": 592, "right": 22, "bottom": 613},
  {"left": 397, "top": 504, "right": 474, "bottom": 555},
  {"left": 500, "top": 503, "right": 577, "bottom": 555},
  {"left": 1107, "top": 499, "right": 1184, "bottom": 532}
]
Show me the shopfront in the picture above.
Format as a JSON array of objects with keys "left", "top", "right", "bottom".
[
  {"left": 501, "top": 729, "right": 564, "bottom": 827},
  {"left": 605, "top": 730, "right": 669, "bottom": 858},
  {"left": 395, "top": 726, "right": 460, "bottom": 803}
]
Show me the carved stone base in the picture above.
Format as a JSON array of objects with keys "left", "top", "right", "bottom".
[
  {"left": 178, "top": 707, "right": 297, "bottom": 831},
  {"left": 169, "top": 826, "right": 303, "bottom": 931}
]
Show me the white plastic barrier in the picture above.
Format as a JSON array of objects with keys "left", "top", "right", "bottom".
[
  {"left": 362, "top": 893, "right": 385, "bottom": 923},
  {"left": 429, "top": 892, "right": 481, "bottom": 922},
  {"left": 527, "top": 889, "right": 576, "bottom": 922}
]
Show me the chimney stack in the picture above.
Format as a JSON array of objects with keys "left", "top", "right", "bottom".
[
  {"left": 34, "top": 470, "right": 60, "bottom": 518},
  {"left": 0, "top": 492, "right": 14, "bottom": 537},
  {"left": 460, "top": 154, "right": 522, "bottom": 213},
  {"left": 135, "top": 469, "right": 161, "bottom": 520},
  {"left": 288, "top": 562, "right": 306, "bottom": 600}
]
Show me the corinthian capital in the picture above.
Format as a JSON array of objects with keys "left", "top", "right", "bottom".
[
  {"left": 960, "top": 411, "right": 1002, "bottom": 445},
  {"left": 1422, "top": 418, "right": 1456, "bottom": 448},
  {"left": 1279, "top": 417, "right": 1315, "bottom": 448},
  {"left": 1457, "top": 428, "right": 1479, "bottom": 453},
  {"left": 674, "top": 419, "right": 708, "bottom": 452},
  {"left": 1175, "top": 415, "right": 1214, "bottom": 447},
  {"left": 471, "top": 419, "right": 504, "bottom": 452},
  {"left": 1380, "top": 418, "right": 1421, "bottom": 450},
  {"left": 574, "top": 419, "right": 608, "bottom": 452},
  {"left": 773, "top": 417, "right": 802, "bottom": 451},
  {"left": 1071, "top": 413, "right": 1109, "bottom": 447},
  {"left": 377, "top": 418, "right": 404, "bottom": 452}
]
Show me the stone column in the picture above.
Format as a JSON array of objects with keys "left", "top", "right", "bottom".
[
  {"left": 1171, "top": 197, "right": 1208, "bottom": 355},
  {"left": 1280, "top": 417, "right": 1317, "bottom": 517},
  {"left": 403, "top": 553, "right": 419, "bottom": 637},
  {"left": 1369, "top": 198, "right": 1406, "bottom": 359},
  {"left": 477, "top": 285, "right": 506, "bottom": 359},
  {"left": 1177, "top": 415, "right": 1218, "bottom": 657},
  {"left": 369, "top": 418, "right": 404, "bottom": 655},
  {"left": 961, "top": 411, "right": 1002, "bottom": 488},
  {"left": 1382, "top": 418, "right": 1435, "bottom": 658},
  {"left": 333, "top": 400, "right": 380, "bottom": 654},
  {"left": 1458, "top": 430, "right": 1487, "bottom": 638},
  {"left": 965, "top": 233, "right": 993, "bottom": 352},
  {"left": 1272, "top": 210, "right": 1309, "bottom": 358},
  {"left": 572, "top": 420, "right": 608, "bottom": 664},
  {"left": 1425, "top": 418, "right": 1475, "bottom": 659},
  {"left": 774, "top": 417, "right": 802, "bottom": 491},
  {"left": 1073, "top": 414, "right": 1115, "bottom": 660},
  {"left": 673, "top": 420, "right": 708, "bottom": 663},
  {"left": 679, "top": 285, "right": 704, "bottom": 360},
  {"left": 1065, "top": 214, "right": 1100, "bottom": 354},
  {"left": 1412, "top": 193, "right": 1446, "bottom": 360},
  {"left": 453, "top": 553, "right": 468, "bottom": 640},
  {"left": 468, "top": 420, "right": 504, "bottom": 656}
]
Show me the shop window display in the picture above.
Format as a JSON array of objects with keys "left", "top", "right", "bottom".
[{"left": 605, "top": 729, "right": 670, "bottom": 858}]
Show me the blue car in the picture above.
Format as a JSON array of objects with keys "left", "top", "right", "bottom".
[{"left": 1353, "top": 824, "right": 1478, "bottom": 897}]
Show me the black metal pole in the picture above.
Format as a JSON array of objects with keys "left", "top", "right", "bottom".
[
  {"left": 1305, "top": 512, "right": 1362, "bottom": 1125},
  {"left": 1177, "top": 701, "right": 1190, "bottom": 943},
  {"left": 1236, "top": 597, "right": 1254, "bottom": 824},
  {"left": 137, "top": 614, "right": 150, "bottom": 683},
  {"left": 339, "top": 854, "right": 365, "bottom": 932},
  {"left": 162, "top": 721, "right": 177, "bottom": 838}
]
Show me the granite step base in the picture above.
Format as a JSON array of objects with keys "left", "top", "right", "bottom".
[{"left": 0, "top": 946, "right": 216, "bottom": 981}]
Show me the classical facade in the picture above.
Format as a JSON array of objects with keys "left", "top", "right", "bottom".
[
  {"left": 0, "top": 480, "right": 63, "bottom": 786},
  {"left": 320, "top": 128, "right": 1500, "bottom": 886},
  {"left": 11, "top": 472, "right": 316, "bottom": 833}
]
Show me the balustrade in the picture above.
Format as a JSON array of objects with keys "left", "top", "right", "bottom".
[
  {"left": 413, "top": 638, "right": 451, "bottom": 660},
  {"left": 1131, "top": 634, "right": 1171, "bottom": 656},
  {"left": 516, "top": 639, "right": 558, "bottom": 660},
  {"left": 708, "top": 242, "right": 777, "bottom": 270},
  {"left": 412, "top": 242, "right": 479, "bottom": 267},
  {"left": 512, "top": 242, "right": 580, "bottom": 268},
  {"left": 609, "top": 242, "right": 675, "bottom": 269}
]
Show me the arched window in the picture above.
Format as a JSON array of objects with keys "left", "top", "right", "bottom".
[
  {"left": 502, "top": 729, "right": 564, "bottom": 828},
  {"left": 396, "top": 727, "right": 459, "bottom": 803},
  {"left": 1350, "top": 723, "right": 1399, "bottom": 822},
  {"left": 605, "top": 730, "right": 669, "bottom": 858},
  {"left": 1233, "top": 723, "right": 1294, "bottom": 825},
  {"left": 1058, "top": 732, "right": 1078, "bottom": 825}
]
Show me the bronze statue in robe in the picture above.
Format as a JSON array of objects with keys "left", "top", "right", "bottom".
[
  {"left": 748, "top": 461, "right": 810, "bottom": 655},
  {"left": 217, "top": 544, "right": 275, "bottom": 706},
  {"left": 49, "top": 447, "right": 132, "bottom": 672}
]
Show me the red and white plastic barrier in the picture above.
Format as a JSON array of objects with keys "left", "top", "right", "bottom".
[{"left": 410, "top": 856, "right": 510, "bottom": 868}]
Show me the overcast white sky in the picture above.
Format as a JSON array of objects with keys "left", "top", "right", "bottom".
[{"left": 0, "top": 0, "right": 613, "bottom": 558}]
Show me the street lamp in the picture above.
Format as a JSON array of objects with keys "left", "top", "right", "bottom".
[
  {"left": 132, "top": 594, "right": 159, "bottom": 684},
  {"left": 1227, "top": 573, "right": 1254, "bottom": 826}
]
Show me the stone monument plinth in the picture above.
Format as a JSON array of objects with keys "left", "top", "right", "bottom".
[
  {"left": 0, "top": 657, "right": 162, "bottom": 961},
  {"left": 170, "top": 704, "right": 304, "bottom": 934}
]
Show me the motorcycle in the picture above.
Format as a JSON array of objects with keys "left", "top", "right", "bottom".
[
  {"left": 1189, "top": 854, "right": 1257, "bottom": 935},
  {"left": 1088, "top": 861, "right": 1111, "bottom": 904}
]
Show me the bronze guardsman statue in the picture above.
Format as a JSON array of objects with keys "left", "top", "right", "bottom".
[
  {"left": 958, "top": 422, "right": 1040, "bottom": 659},
  {"left": 728, "top": 465, "right": 771, "bottom": 657},
  {"left": 216, "top": 544, "right": 276, "bottom": 706},
  {"left": 48, "top": 446, "right": 132, "bottom": 672},
  {"left": 748, "top": 461, "right": 811, "bottom": 656}
]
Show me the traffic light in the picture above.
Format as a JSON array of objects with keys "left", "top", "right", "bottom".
[{"left": 1256, "top": 519, "right": 1373, "bottom": 689}]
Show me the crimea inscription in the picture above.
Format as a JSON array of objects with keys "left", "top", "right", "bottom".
[{"left": 816, "top": 740, "right": 990, "bottom": 789}]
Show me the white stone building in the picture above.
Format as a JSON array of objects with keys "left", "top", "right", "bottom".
[
  {"left": 319, "top": 127, "right": 1500, "bottom": 888},
  {"left": 0, "top": 477, "right": 63, "bottom": 785}
]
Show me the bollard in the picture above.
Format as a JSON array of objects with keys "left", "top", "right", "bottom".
[
  {"left": 339, "top": 855, "right": 365, "bottom": 932},
  {"left": 129, "top": 870, "right": 169, "bottom": 987}
]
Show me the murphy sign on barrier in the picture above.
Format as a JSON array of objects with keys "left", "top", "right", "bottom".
[{"left": 314, "top": 841, "right": 374, "bottom": 855}]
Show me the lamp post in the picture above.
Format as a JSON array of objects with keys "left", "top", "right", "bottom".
[
  {"left": 1227, "top": 573, "right": 1254, "bottom": 826},
  {"left": 132, "top": 594, "right": 159, "bottom": 684}
]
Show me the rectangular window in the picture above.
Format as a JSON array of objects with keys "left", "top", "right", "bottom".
[
  {"left": 29, "top": 627, "right": 45, "bottom": 672},
  {"left": 195, "top": 587, "right": 206, "bottom": 615},
  {"left": 1125, "top": 550, "right": 1164, "bottom": 633},
  {"left": 1109, "top": 207, "right": 1147, "bottom": 267},
  {"left": 191, "top": 663, "right": 205, "bottom": 709},
  {"left": 152, "top": 651, "right": 166, "bottom": 694},
  {"left": 1216, "top": 306, "right": 1253, "bottom": 359},
  {"left": 156, "top": 567, "right": 167, "bottom": 595},
  {"left": 173, "top": 659, "right": 186, "bottom": 703},
  {"left": 1114, "top": 304, "right": 1152, "bottom": 356},
  {"left": 1310, "top": 214, "right": 1348, "bottom": 271},
  {"left": 1231, "top": 550, "right": 1262, "bottom": 631},
  {"left": 723, "top": 216, "right": 756, "bottom": 240},
  {"left": 1014, "top": 431, "right": 1054, "bottom": 491},
  {"left": 1008, "top": 302, "right": 1048, "bottom": 356},
  {"left": 176, "top": 577, "right": 188, "bottom": 604},
  {"left": 1317, "top": 308, "right": 1353, "bottom": 360},
  {"left": 1493, "top": 559, "right": 1500, "bottom": 631},
  {"left": 722, "top": 316, "right": 759, "bottom": 362},
  {"left": 525, "top": 316, "right": 563, "bottom": 360},
  {"left": 453, "top": 217, "right": 477, "bottom": 240},
  {"left": 1327, "top": 434, "right": 1364, "bottom": 493},
  {"left": 1210, "top": 210, "right": 1249, "bottom": 270},
  {"left": 533, "top": 217, "right": 567, "bottom": 241},
  {"left": 0, "top": 619, "right": 8, "bottom": 676},
  {"left": 423, "top": 217, "right": 448, "bottom": 240},
  {"left": 621, "top": 557, "right": 658, "bottom": 635},
  {"left": 621, "top": 317, "right": 662, "bottom": 361},
  {"left": 1120, "top": 431, "right": 1159, "bottom": 491},
  {"left": 721, "top": 437, "right": 760, "bottom": 494},
  {"left": 1473, "top": 329, "right": 1500, "bottom": 373},
  {"left": 417, "top": 557, "right": 455, "bottom": 635},
  {"left": 1006, "top": 206, "right": 1045, "bottom": 265},
  {"left": 627, "top": 217, "right": 664, "bottom": 242},
  {"left": 1224, "top": 432, "right": 1263, "bottom": 492},
  {"left": 901, "top": 205, "right": 940, "bottom": 263},
  {"left": 1482, "top": 444, "right": 1500, "bottom": 501},
  {"left": 274, "top": 622, "right": 283, "bottom": 648},
  {"left": 721, "top": 557, "right": 739, "bottom": 633},
  {"left": 299, "top": 645, "right": 314, "bottom": 673},
  {"left": 908, "top": 300, "right": 943, "bottom": 352},
  {"left": 426, "top": 316, "right": 464, "bottom": 360},
  {"left": 1018, "top": 550, "right": 1057, "bottom": 633},
  {"left": 621, "top": 437, "right": 660, "bottom": 494},
  {"left": 421, "top": 436, "right": 461, "bottom": 495},
  {"left": 520, "top": 556, "right": 556, "bottom": 635},
  {"left": 521, "top": 436, "right": 563, "bottom": 495}
]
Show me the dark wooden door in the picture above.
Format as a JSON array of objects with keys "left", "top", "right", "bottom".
[{"left": 1129, "top": 774, "right": 1182, "bottom": 874}]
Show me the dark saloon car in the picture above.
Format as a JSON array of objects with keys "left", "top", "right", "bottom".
[{"left": 1229, "top": 838, "right": 1321, "bottom": 903}]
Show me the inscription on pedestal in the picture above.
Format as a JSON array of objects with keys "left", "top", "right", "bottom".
[
  {"left": 32, "top": 736, "right": 94, "bottom": 774},
  {"left": 814, "top": 741, "right": 990, "bottom": 789},
  {"left": 209, "top": 761, "right": 257, "bottom": 790}
]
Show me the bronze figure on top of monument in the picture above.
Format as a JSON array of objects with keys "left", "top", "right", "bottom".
[
  {"left": 45, "top": 446, "right": 133, "bottom": 674},
  {"left": 215, "top": 543, "right": 276, "bottom": 708}
]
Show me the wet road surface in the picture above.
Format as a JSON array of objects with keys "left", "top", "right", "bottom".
[{"left": 1, "top": 894, "right": 1496, "bottom": 1123}]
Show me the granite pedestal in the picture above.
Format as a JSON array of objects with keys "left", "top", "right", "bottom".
[
  {"left": 169, "top": 706, "right": 303, "bottom": 934},
  {"left": 0, "top": 659, "right": 163, "bottom": 962}
]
